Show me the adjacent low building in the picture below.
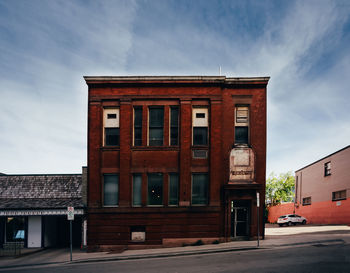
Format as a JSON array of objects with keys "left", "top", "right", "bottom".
[
  {"left": 294, "top": 145, "right": 350, "bottom": 224},
  {"left": 85, "top": 76, "right": 269, "bottom": 250},
  {"left": 0, "top": 170, "right": 87, "bottom": 249},
  {"left": 268, "top": 145, "right": 350, "bottom": 224}
]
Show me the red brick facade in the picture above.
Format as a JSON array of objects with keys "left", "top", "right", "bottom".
[{"left": 85, "top": 76, "right": 269, "bottom": 250}]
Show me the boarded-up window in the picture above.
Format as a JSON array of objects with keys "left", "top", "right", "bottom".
[
  {"left": 235, "top": 106, "right": 249, "bottom": 144},
  {"left": 103, "top": 108, "right": 120, "bottom": 146},
  {"left": 192, "top": 108, "right": 208, "bottom": 146}
]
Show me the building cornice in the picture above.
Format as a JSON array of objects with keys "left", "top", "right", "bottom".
[{"left": 84, "top": 76, "right": 270, "bottom": 85}]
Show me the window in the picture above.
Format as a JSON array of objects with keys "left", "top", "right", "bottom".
[
  {"left": 193, "top": 127, "right": 208, "bottom": 145},
  {"left": 302, "top": 197, "right": 311, "bottom": 206},
  {"left": 147, "top": 173, "right": 163, "bottom": 205},
  {"left": 104, "top": 108, "right": 120, "bottom": 146},
  {"left": 149, "top": 107, "right": 164, "bottom": 146},
  {"left": 324, "top": 162, "right": 331, "bottom": 176},
  {"left": 103, "top": 174, "right": 119, "bottom": 206},
  {"left": 169, "top": 173, "right": 179, "bottom": 206},
  {"left": 133, "top": 174, "right": 142, "bottom": 206},
  {"left": 295, "top": 176, "right": 298, "bottom": 203},
  {"left": 193, "top": 108, "right": 208, "bottom": 146},
  {"left": 6, "top": 217, "right": 25, "bottom": 243},
  {"left": 105, "top": 128, "right": 120, "bottom": 146},
  {"left": 332, "top": 190, "right": 346, "bottom": 201},
  {"left": 192, "top": 173, "right": 209, "bottom": 205},
  {"left": 170, "top": 107, "right": 179, "bottom": 146},
  {"left": 235, "top": 106, "right": 249, "bottom": 144},
  {"left": 134, "top": 107, "right": 142, "bottom": 146}
]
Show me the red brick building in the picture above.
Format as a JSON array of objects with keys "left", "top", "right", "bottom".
[{"left": 85, "top": 76, "right": 269, "bottom": 250}]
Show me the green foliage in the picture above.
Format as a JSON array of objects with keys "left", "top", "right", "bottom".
[{"left": 265, "top": 171, "right": 295, "bottom": 206}]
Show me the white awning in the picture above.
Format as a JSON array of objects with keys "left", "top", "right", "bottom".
[{"left": 0, "top": 209, "right": 84, "bottom": 216}]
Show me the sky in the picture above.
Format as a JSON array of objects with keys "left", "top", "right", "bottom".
[{"left": 0, "top": 0, "right": 349, "bottom": 176}]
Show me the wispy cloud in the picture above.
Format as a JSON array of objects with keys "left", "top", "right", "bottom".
[
  {"left": 0, "top": 0, "right": 137, "bottom": 173},
  {"left": 0, "top": 0, "right": 349, "bottom": 174}
]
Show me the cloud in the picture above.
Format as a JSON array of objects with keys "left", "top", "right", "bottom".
[
  {"left": 0, "top": 0, "right": 349, "bottom": 176},
  {"left": 0, "top": 0, "right": 138, "bottom": 173}
]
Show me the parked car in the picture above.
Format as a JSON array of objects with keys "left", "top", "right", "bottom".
[{"left": 277, "top": 214, "right": 307, "bottom": 227}]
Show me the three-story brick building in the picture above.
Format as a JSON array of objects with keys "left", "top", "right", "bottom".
[{"left": 85, "top": 76, "right": 269, "bottom": 250}]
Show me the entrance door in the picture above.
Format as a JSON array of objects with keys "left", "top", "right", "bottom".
[{"left": 231, "top": 206, "right": 249, "bottom": 237}]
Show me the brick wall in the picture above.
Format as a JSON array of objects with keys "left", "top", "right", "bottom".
[
  {"left": 86, "top": 76, "right": 268, "bottom": 248},
  {"left": 268, "top": 200, "right": 350, "bottom": 225}
]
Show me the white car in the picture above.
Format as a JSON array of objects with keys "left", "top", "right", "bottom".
[{"left": 277, "top": 214, "right": 307, "bottom": 227}]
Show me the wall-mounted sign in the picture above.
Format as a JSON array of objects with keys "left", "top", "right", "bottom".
[
  {"left": 229, "top": 147, "right": 255, "bottom": 182},
  {"left": 67, "top": 207, "right": 74, "bottom": 220},
  {"left": 67, "top": 206, "right": 74, "bottom": 220},
  {"left": 131, "top": 232, "right": 145, "bottom": 242}
]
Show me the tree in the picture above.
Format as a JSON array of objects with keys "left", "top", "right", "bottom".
[{"left": 265, "top": 171, "right": 295, "bottom": 206}]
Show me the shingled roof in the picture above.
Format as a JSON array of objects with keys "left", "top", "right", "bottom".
[{"left": 0, "top": 174, "right": 84, "bottom": 209}]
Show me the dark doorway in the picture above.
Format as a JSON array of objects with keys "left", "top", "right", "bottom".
[
  {"left": 231, "top": 200, "right": 250, "bottom": 238},
  {"left": 0, "top": 217, "right": 6, "bottom": 247},
  {"left": 56, "top": 216, "right": 82, "bottom": 247},
  {"left": 43, "top": 216, "right": 82, "bottom": 248}
]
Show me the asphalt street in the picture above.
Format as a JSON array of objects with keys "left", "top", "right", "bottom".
[
  {"left": 1, "top": 225, "right": 350, "bottom": 273},
  {"left": 1, "top": 240, "right": 349, "bottom": 273}
]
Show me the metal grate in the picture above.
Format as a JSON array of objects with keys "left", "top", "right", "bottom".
[{"left": 193, "top": 150, "right": 208, "bottom": 158}]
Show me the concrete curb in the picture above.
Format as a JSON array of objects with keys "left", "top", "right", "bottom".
[
  {"left": 71, "top": 246, "right": 262, "bottom": 264},
  {"left": 0, "top": 246, "right": 260, "bottom": 270},
  {"left": 69, "top": 238, "right": 346, "bottom": 265}
]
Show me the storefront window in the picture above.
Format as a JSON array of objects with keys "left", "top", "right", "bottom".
[{"left": 6, "top": 217, "right": 25, "bottom": 242}]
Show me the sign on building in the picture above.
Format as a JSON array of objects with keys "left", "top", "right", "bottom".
[
  {"left": 67, "top": 207, "right": 74, "bottom": 220},
  {"left": 229, "top": 147, "right": 255, "bottom": 182}
]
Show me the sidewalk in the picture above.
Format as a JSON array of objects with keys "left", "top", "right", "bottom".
[{"left": 1, "top": 225, "right": 350, "bottom": 270}]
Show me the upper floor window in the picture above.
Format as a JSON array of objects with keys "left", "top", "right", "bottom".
[
  {"left": 134, "top": 107, "right": 142, "bottom": 146},
  {"left": 170, "top": 107, "right": 179, "bottom": 146},
  {"left": 103, "top": 108, "right": 120, "bottom": 146},
  {"left": 192, "top": 108, "right": 208, "bottom": 146},
  {"left": 103, "top": 174, "right": 119, "bottom": 206},
  {"left": 324, "top": 162, "right": 331, "bottom": 176},
  {"left": 234, "top": 106, "right": 249, "bottom": 144},
  {"left": 332, "top": 190, "right": 346, "bottom": 201},
  {"left": 148, "top": 107, "right": 164, "bottom": 146}
]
